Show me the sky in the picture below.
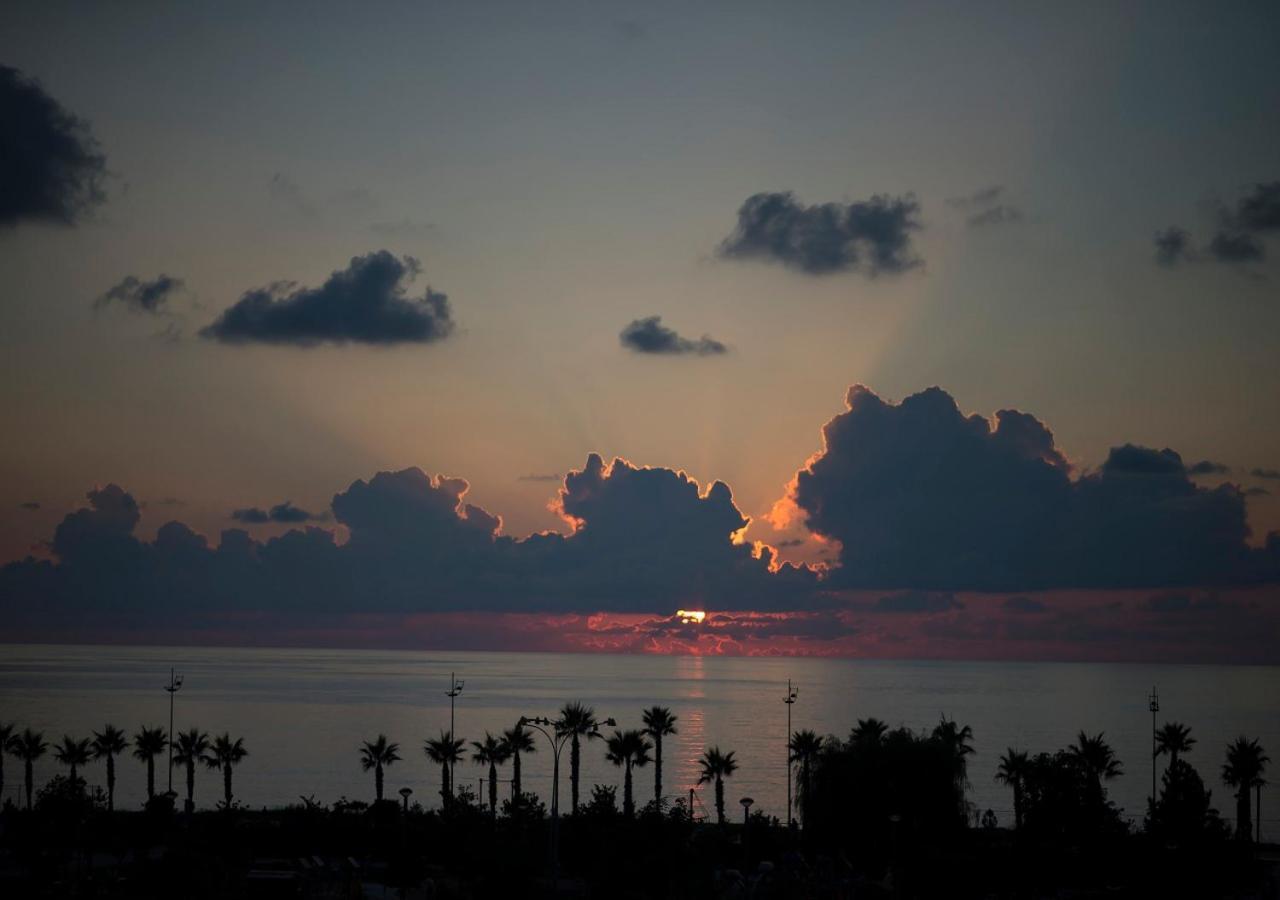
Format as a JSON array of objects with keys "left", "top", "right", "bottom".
[{"left": 2, "top": 1, "right": 1279, "bottom": 661}]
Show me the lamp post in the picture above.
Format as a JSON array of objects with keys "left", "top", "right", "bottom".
[
  {"left": 446, "top": 672, "right": 464, "bottom": 796},
  {"left": 1148, "top": 685, "right": 1159, "bottom": 807},
  {"left": 784, "top": 680, "right": 798, "bottom": 830},
  {"left": 741, "top": 796, "right": 755, "bottom": 871},
  {"left": 164, "top": 668, "right": 183, "bottom": 796},
  {"left": 519, "top": 713, "right": 615, "bottom": 889},
  {"left": 399, "top": 786, "right": 413, "bottom": 814}
]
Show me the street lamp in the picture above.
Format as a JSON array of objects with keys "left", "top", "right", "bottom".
[
  {"left": 519, "top": 713, "right": 616, "bottom": 888},
  {"left": 399, "top": 787, "right": 413, "bottom": 814},
  {"left": 784, "top": 680, "right": 798, "bottom": 830},
  {"left": 164, "top": 668, "right": 183, "bottom": 795},
  {"left": 1148, "top": 685, "right": 1159, "bottom": 807},
  {"left": 446, "top": 672, "right": 464, "bottom": 795},
  {"left": 740, "top": 796, "right": 754, "bottom": 825}
]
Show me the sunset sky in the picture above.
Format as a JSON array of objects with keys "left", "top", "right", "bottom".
[{"left": 2, "top": 1, "right": 1279, "bottom": 661}]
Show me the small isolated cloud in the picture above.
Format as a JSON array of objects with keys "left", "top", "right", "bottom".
[
  {"left": 518, "top": 473, "right": 561, "bottom": 483},
  {"left": 873, "top": 591, "right": 963, "bottom": 614},
  {"left": 1186, "top": 459, "right": 1229, "bottom": 476},
  {"left": 619, "top": 316, "right": 727, "bottom": 356},
  {"left": 946, "top": 185, "right": 1023, "bottom": 228},
  {"left": 1252, "top": 468, "right": 1280, "bottom": 480},
  {"left": 201, "top": 250, "right": 455, "bottom": 346},
  {"left": 1208, "top": 230, "right": 1264, "bottom": 264},
  {"left": 1228, "top": 182, "right": 1280, "bottom": 234},
  {"left": 717, "top": 191, "right": 922, "bottom": 276},
  {"left": 231, "top": 501, "right": 324, "bottom": 524},
  {"left": 268, "top": 172, "right": 318, "bottom": 218},
  {"left": 1154, "top": 226, "right": 1193, "bottom": 267},
  {"left": 0, "top": 64, "right": 107, "bottom": 229},
  {"left": 94, "top": 274, "right": 184, "bottom": 314},
  {"left": 18, "top": 501, "right": 40, "bottom": 511}
]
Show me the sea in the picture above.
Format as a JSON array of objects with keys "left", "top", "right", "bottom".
[{"left": 1, "top": 644, "right": 1277, "bottom": 838}]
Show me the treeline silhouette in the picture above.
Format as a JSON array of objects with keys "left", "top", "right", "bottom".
[{"left": 0, "top": 708, "right": 1273, "bottom": 897}]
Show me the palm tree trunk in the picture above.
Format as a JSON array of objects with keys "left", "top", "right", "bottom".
[
  {"left": 623, "top": 760, "right": 633, "bottom": 817},
  {"left": 489, "top": 760, "right": 498, "bottom": 814},
  {"left": 440, "top": 761, "right": 449, "bottom": 807},
  {"left": 512, "top": 749, "right": 522, "bottom": 797},
  {"left": 146, "top": 756, "right": 155, "bottom": 800},
  {"left": 715, "top": 776, "right": 725, "bottom": 825},
  {"left": 224, "top": 765, "right": 233, "bottom": 808},
  {"left": 375, "top": 762, "right": 384, "bottom": 802},
  {"left": 25, "top": 760, "right": 33, "bottom": 810},
  {"left": 570, "top": 734, "right": 581, "bottom": 815},
  {"left": 654, "top": 735, "right": 663, "bottom": 806},
  {"left": 1238, "top": 788, "right": 1252, "bottom": 841},
  {"left": 70, "top": 763, "right": 79, "bottom": 783},
  {"left": 107, "top": 754, "right": 116, "bottom": 812},
  {"left": 1013, "top": 782, "right": 1023, "bottom": 831},
  {"left": 186, "top": 761, "right": 195, "bottom": 809}
]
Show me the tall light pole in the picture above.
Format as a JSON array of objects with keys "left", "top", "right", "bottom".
[
  {"left": 520, "top": 713, "right": 615, "bottom": 889},
  {"left": 784, "top": 680, "right": 798, "bottom": 830},
  {"left": 446, "top": 672, "right": 464, "bottom": 795},
  {"left": 165, "top": 668, "right": 183, "bottom": 796},
  {"left": 1148, "top": 685, "right": 1159, "bottom": 808}
]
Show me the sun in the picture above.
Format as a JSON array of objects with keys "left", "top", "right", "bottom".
[{"left": 676, "top": 609, "right": 706, "bottom": 624}]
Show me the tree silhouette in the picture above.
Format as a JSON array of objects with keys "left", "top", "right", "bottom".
[
  {"left": 359, "top": 734, "right": 400, "bottom": 803},
  {"left": 642, "top": 706, "right": 678, "bottom": 808},
  {"left": 91, "top": 725, "right": 128, "bottom": 812},
  {"left": 471, "top": 732, "right": 511, "bottom": 815},
  {"left": 605, "top": 729, "right": 652, "bottom": 817},
  {"left": 0, "top": 722, "right": 13, "bottom": 808},
  {"left": 558, "top": 701, "right": 599, "bottom": 815},
  {"left": 202, "top": 733, "right": 248, "bottom": 809},
  {"left": 1068, "top": 730, "right": 1122, "bottom": 808},
  {"left": 697, "top": 746, "right": 738, "bottom": 825},
  {"left": 131, "top": 726, "right": 167, "bottom": 802},
  {"left": 994, "top": 748, "right": 1029, "bottom": 831},
  {"left": 424, "top": 730, "right": 465, "bottom": 808},
  {"left": 502, "top": 722, "right": 536, "bottom": 799},
  {"left": 1222, "top": 736, "right": 1269, "bottom": 842},
  {"left": 1156, "top": 722, "right": 1197, "bottom": 768},
  {"left": 11, "top": 729, "right": 47, "bottom": 809},
  {"left": 172, "top": 729, "right": 211, "bottom": 812},
  {"left": 788, "top": 729, "right": 823, "bottom": 828},
  {"left": 850, "top": 718, "right": 888, "bottom": 748},
  {"left": 53, "top": 735, "right": 91, "bottom": 785}
]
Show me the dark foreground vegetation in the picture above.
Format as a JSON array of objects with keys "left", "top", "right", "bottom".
[{"left": 0, "top": 711, "right": 1276, "bottom": 898}]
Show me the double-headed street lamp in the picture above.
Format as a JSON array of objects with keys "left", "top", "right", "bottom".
[
  {"left": 164, "top": 668, "right": 183, "bottom": 796},
  {"left": 446, "top": 672, "right": 464, "bottom": 794},
  {"left": 784, "top": 680, "right": 798, "bottom": 830},
  {"left": 519, "top": 713, "right": 616, "bottom": 888}
]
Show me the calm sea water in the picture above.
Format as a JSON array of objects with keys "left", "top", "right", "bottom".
[{"left": 1, "top": 645, "right": 1277, "bottom": 837}]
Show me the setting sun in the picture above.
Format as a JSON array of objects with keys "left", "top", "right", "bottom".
[{"left": 677, "top": 609, "right": 707, "bottom": 624}]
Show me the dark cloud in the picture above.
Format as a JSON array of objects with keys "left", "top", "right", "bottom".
[
  {"left": 231, "top": 502, "right": 324, "bottom": 524},
  {"left": 717, "top": 191, "right": 922, "bottom": 276},
  {"left": 18, "top": 502, "right": 40, "bottom": 511},
  {"left": 873, "top": 591, "right": 963, "bottom": 614},
  {"left": 946, "top": 185, "right": 1023, "bottom": 228},
  {"left": 946, "top": 186, "right": 1004, "bottom": 210},
  {"left": 1186, "top": 459, "right": 1229, "bottom": 476},
  {"left": 0, "top": 64, "right": 107, "bottom": 229},
  {"left": 785, "top": 385, "right": 1277, "bottom": 590},
  {"left": 966, "top": 205, "right": 1022, "bottom": 227},
  {"left": 1252, "top": 468, "right": 1280, "bottom": 480},
  {"left": 1208, "top": 230, "right": 1265, "bottom": 263},
  {"left": 517, "top": 473, "right": 561, "bottom": 483},
  {"left": 200, "top": 251, "right": 455, "bottom": 346},
  {"left": 94, "top": 274, "right": 184, "bottom": 314},
  {"left": 1154, "top": 226, "right": 1193, "bottom": 267},
  {"left": 619, "top": 316, "right": 727, "bottom": 356},
  {"left": 1227, "top": 182, "right": 1280, "bottom": 234}
]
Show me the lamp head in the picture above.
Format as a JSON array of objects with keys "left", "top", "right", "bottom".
[{"left": 603, "top": 717, "right": 617, "bottom": 727}]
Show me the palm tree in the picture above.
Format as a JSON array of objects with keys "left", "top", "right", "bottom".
[
  {"left": 642, "top": 706, "right": 678, "bottom": 808},
  {"left": 132, "top": 726, "right": 168, "bottom": 802},
  {"left": 202, "top": 733, "right": 248, "bottom": 809},
  {"left": 1069, "top": 730, "right": 1123, "bottom": 805},
  {"left": 558, "top": 701, "right": 599, "bottom": 815},
  {"left": 54, "top": 736, "right": 92, "bottom": 784},
  {"left": 1223, "top": 736, "right": 1269, "bottom": 842},
  {"left": 1155, "top": 722, "right": 1196, "bottom": 769},
  {"left": 172, "top": 729, "right": 211, "bottom": 811},
  {"left": 471, "top": 732, "right": 511, "bottom": 815},
  {"left": 502, "top": 722, "right": 536, "bottom": 798},
  {"left": 359, "top": 734, "right": 400, "bottom": 803},
  {"left": 994, "top": 748, "right": 1029, "bottom": 831},
  {"left": 697, "top": 746, "right": 739, "bottom": 825},
  {"left": 11, "top": 729, "right": 47, "bottom": 809},
  {"left": 0, "top": 722, "right": 13, "bottom": 806},
  {"left": 605, "top": 729, "right": 652, "bottom": 817},
  {"left": 932, "top": 716, "right": 976, "bottom": 789},
  {"left": 788, "top": 729, "right": 823, "bottom": 827},
  {"left": 91, "top": 725, "right": 128, "bottom": 812},
  {"left": 850, "top": 718, "right": 888, "bottom": 747},
  {"left": 424, "top": 730, "right": 465, "bottom": 808}
]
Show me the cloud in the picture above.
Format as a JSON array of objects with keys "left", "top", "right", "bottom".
[
  {"left": 231, "top": 502, "right": 324, "bottom": 524},
  {"left": 94, "top": 274, "right": 184, "bottom": 314},
  {"left": 1003, "top": 595, "right": 1047, "bottom": 613},
  {"left": 18, "top": 502, "right": 40, "bottom": 511},
  {"left": 966, "top": 205, "right": 1022, "bottom": 227},
  {"left": 1252, "top": 468, "right": 1280, "bottom": 480},
  {"left": 1186, "top": 459, "right": 1229, "bottom": 476},
  {"left": 0, "top": 64, "right": 107, "bottom": 229},
  {"left": 1208, "top": 230, "right": 1265, "bottom": 263},
  {"left": 268, "top": 172, "right": 318, "bottom": 218},
  {"left": 619, "top": 316, "right": 727, "bottom": 356},
  {"left": 1154, "top": 227, "right": 1193, "bottom": 267},
  {"left": 946, "top": 185, "right": 1023, "bottom": 228},
  {"left": 517, "top": 473, "right": 561, "bottom": 483},
  {"left": 200, "top": 251, "right": 455, "bottom": 346},
  {"left": 1227, "top": 182, "right": 1280, "bottom": 234},
  {"left": 873, "top": 591, "right": 963, "bottom": 614},
  {"left": 782, "top": 385, "right": 1276, "bottom": 590},
  {"left": 717, "top": 191, "right": 922, "bottom": 276}
]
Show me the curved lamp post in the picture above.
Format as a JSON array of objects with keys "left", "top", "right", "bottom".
[
  {"left": 519, "top": 713, "right": 616, "bottom": 888},
  {"left": 164, "top": 668, "right": 183, "bottom": 795}
]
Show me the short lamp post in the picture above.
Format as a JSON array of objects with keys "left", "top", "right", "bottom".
[
  {"left": 399, "top": 787, "right": 413, "bottom": 814},
  {"left": 740, "top": 797, "right": 755, "bottom": 870},
  {"left": 519, "top": 713, "right": 616, "bottom": 889}
]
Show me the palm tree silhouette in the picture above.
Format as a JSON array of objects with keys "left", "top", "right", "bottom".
[
  {"left": 932, "top": 716, "right": 975, "bottom": 789},
  {"left": 1155, "top": 722, "right": 1196, "bottom": 769},
  {"left": 642, "top": 706, "right": 678, "bottom": 808},
  {"left": 424, "top": 730, "right": 465, "bottom": 808},
  {"left": 558, "top": 701, "right": 599, "bottom": 815},
  {"left": 54, "top": 735, "right": 92, "bottom": 785},
  {"left": 132, "top": 726, "right": 167, "bottom": 802},
  {"left": 697, "top": 746, "right": 739, "bottom": 825},
  {"left": 91, "top": 725, "right": 128, "bottom": 812},
  {"left": 172, "top": 729, "right": 211, "bottom": 812},
  {"left": 502, "top": 722, "right": 536, "bottom": 798},
  {"left": 359, "top": 734, "right": 400, "bottom": 803},
  {"left": 1069, "top": 730, "right": 1122, "bottom": 806},
  {"left": 605, "top": 729, "right": 652, "bottom": 817},
  {"left": 788, "top": 729, "right": 823, "bottom": 828},
  {"left": 0, "top": 721, "right": 13, "bottom": 807},
  {"left": 1222, "top": 736, "right": 1269, "bottom": 842},
  {"left": 11, "top": 729, "right": 47, "bottom": 809},
  {"left": 202, "top": 733, "right": 248, "bottom": 809},
  {"left": 850, "top": 718, "right": 888, "bottom": 747},
  {"left": 994, "top": 748, "right": 1029, "bottom": 831},
  {"left": 471, "top": 732, "right": 511, "bottom": 815}
]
